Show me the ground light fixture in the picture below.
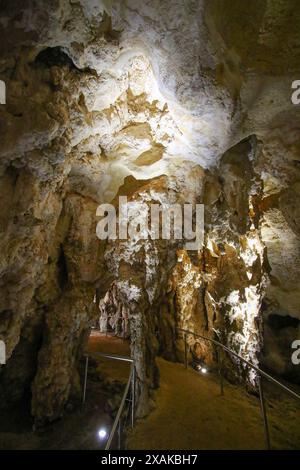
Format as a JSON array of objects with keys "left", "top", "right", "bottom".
[
  {"left": 98, "top": 428, "right": 108, "bottom": 440},
  {"left": 196, "top": 364, "right": 208, "bottom": 374}
]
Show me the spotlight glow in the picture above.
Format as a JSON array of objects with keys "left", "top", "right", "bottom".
[
  {"left": 201, "top": 367, "right": 208, "bottom": 374},
  {"left": 98, "top": 428, "right": 107, "bottom": 440}
]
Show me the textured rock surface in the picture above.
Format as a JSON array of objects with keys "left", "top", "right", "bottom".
[{"left": 0, "top": 0, "right": 300, "bottom": 423}]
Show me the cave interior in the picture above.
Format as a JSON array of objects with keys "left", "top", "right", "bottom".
[{"left": 0, "top": 0, "right": 300, "bottom": 451}]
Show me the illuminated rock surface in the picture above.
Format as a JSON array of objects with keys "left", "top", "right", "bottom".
[{"left": 0, "top": 0, "right": 300, "bottom": 424}]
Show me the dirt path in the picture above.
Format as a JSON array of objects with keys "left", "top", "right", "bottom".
[
  {"left": 128, "top": 358, "right": 300, "bottom": 450},
  {"left": 87, "top": 331, "right": 131, "bottom": 383}
]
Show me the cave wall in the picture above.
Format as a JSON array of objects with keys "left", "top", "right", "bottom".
[{"left": 0, "top": 0, "right": 300, "bottom": 423}]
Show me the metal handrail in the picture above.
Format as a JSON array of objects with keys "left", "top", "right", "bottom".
[
  {"left": 82, "top": 352, "right": 135, "bottom": 450},
  {"left": 177, "top": 327, "right": 300, "bottom": 449},
  {"left": 93, "top": 352, "right": 133, "bottom": 363},
  {"left": 105, "top": 362, "right": 133, "bottom": 450},
  {"left": 177, "top": 328, "right": 300, "bottom": 401},
  {"left": 83, "top": 329, "right": 300, "bottom": 450}
]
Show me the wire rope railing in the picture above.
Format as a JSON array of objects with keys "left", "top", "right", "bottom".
[
  {"left": 82, "top": 352, "right": 135, "bottom": 450},
  {"left": 177, "top": 327, "right": 300, "bottom": 450},
  {"left": 82, "top": 329, "right": 300, "bottom": 450}
]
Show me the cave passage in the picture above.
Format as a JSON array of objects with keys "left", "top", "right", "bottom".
[{"left": 1, "top": 0, "right": 300, "bottom": 453}]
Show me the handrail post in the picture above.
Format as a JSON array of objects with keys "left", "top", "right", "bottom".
[
  {"left": 118, "top": 418, "right": 121, "bottom": 450},
  {"left": 184, "top": 333, "right": 188, "bottom": 369},
  {"left": 131, "top": 366, "right": 135, "bottom": 428},
  {"left": 217, "top": 348, "right": 224, "bottom": 396},
  {"left": 82, "top": 355, "right": 89, "bottom": 405},
  {"left": 258, "top": 374, "right": 271, "bottom": 450}
]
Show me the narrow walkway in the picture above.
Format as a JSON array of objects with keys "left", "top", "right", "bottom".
[
  {"left": 87, "top": 330, "right": 131, "bottom": 383},
  {"left": 128, "top": 358, "right": 300, "bottom": 450}
]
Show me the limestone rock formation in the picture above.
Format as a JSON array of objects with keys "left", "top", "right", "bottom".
[{"left": 0, "top": 0, "right": 300, "bottom": 424}]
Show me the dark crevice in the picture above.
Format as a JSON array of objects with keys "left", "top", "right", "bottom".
[
  {"left": 57, "top": 244, "right": 68, "bottom": 290},
  {"left": 267, "top": 313, "right": 300, "bottom": 330},
  {"left": 34, "top": 47, "right": 78, "bottom": 69},
  {"left": 33, "top": 46, "right": 97, "bottom": 75}
]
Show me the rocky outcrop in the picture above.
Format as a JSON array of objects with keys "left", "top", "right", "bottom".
[
  {"left": 98, "top": 168, "right": 204, "bottom": 416},
  {"left": 0, "top": 1, "right": 300, "bottom": 424},
  {"left": 31, "top": 193, "right": 100, "bottom": 424}
]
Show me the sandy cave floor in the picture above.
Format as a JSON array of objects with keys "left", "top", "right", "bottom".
[
  {"left": 127, "top": 358, "right": 300, "bottom": 450},
  {"left": 1, "top": 333, "right": 300, "bottom": 450}
]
